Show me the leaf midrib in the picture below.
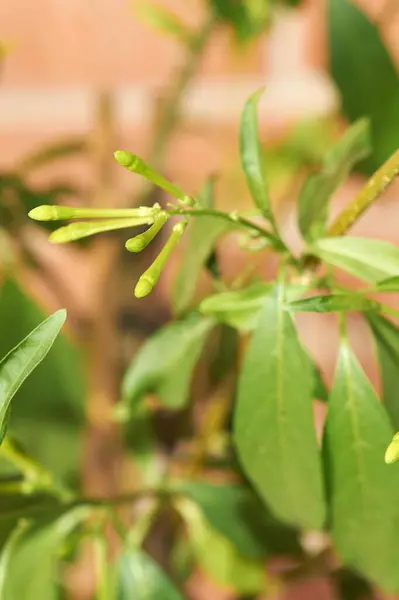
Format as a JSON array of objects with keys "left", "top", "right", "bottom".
[{"left": 342, "top": 346, "right": 367, "bottom": 518}]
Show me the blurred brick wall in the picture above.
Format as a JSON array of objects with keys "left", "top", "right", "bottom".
[{"left": 1, "top": 0, "right": 398, "bottom": 385}]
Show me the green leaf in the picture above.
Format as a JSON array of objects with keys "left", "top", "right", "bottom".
[
  {"left": 121, "top": 315, "right": 213, "bottom": 412},
  {"left": 211, "top": 0, "right": 270, "bottom": 42},
  {"left": 135, "top": 2, "right": 193, "bottom": 45},
  {"left": 199, "top": 282, "right": 272, "bottom": 331},
  {"left": 115, "top": 548, "right": 184, "bottom": 600},
  {"left": 374, "top": 276, "right": 399, "bottom": 292},
  {"left": 323, "top": 341, "right": 399, "bottom": 591},
  {"left": 0, "top": 309, "right": 66, "bottom": 440},
  {"left": 173, "top": 216, "right": 234, "bottom": 315},
  {"left": 298, "top": 119, "right": 371, "bottom": 240},
  {"left": 175, "top": 481, "right": 301, "bottom": 559},
  {"left": 0, "top": 280, "right": 85, "bottom": 478},
  {"left": 18, "top": 138, "right": 87, "bottom": 173},
  {"left": 366, "top": 313, "right": 399, "bottom": 430},
  {"left": 240, "top": 89, "right": 271, "bottom": 218},
  {"left": 328, "top": 0, "right": 399, "bottom": 175},
  {"left": 234, "top": 285, "right": 325, "bottom": 529},
  {"left": 287, "top": 293, "right": 378, "bottom": 314},
  {"left": 309, "top": 357, "right": 328, "bottom": 402},
  {"left": 309, "top": 237, "right": 399, "bottom": 283},
  {"left": 0, "top": 507, "right": 89, "bottom": 600},
  {"left": 175, "top": 497, "right": 265, "bottom": 594}
]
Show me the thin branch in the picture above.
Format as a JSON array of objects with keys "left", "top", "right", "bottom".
[{"left": 328, "top": 149, "right": 399, "bottom": 236}]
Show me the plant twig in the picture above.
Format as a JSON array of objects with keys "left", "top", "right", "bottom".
[
  {"left": 148, "top": 13, "right": 216, "bottom": 168},
  {"left": 328, "top": 149, "right": 399, "bottom": 236}
]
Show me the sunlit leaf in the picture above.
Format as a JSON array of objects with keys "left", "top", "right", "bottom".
[
  {"left": 234, "top": 285, "right": 325, "bottom": 529},
  {"left": 175, "top": 480, "right": 301, "bottom": 559},
  {"left": 323, "top": 340, "right": 399, "bottom": 591},
  {"left": 199, "top": 282, "right": 272, "bottom": 331},
  {"left": 298, "top": 119, "right": 371, "bottom": 240},
  {"left": 175, "top": 497, "right": 265, "bottom": 594},
  {"left": 287, "top": 293, "right": 378, "bottom": 314},
  {"left": 0, "top": 506, "right": 89, "bottom": 600},
  {"left": 240, "top": 89, "right": 270, "bottom": 218},
  {"left": 135, "top": 2, "right": 194, "bottom": 45},
  {"left": 120, "top": 315, "right": 214, "bottom": 412},
  {"left": 0, "top": 309, "right": 66, "bottom": 441},
  {"left": 309, "top": 237, "right": 399, "bottom": 283},
  {"left": 374, "top": 276, "right": 399, "bottom": 292},
  {"left": 115, "top": 547, "right": 184, "bottom": 600}
]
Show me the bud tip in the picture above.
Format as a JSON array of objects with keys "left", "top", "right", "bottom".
[
  {"left": 114, "top": 150, "right": 132, "bottom": 167},
  {"left": 28, "top": 205, "right": 56, "bottom": 221},
  {"left": 134, "top": 277, "right": 153, "bottom": 298},
  {"left": 385, "top": 438, "right": 399, "bottom": 464},
  {"left": 125, "top": 236, "right": 145, "bottom": 253}
]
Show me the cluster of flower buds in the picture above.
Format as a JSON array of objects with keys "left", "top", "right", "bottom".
[{"left": 28, "top": 150, "right": 191, "bottom": 298}]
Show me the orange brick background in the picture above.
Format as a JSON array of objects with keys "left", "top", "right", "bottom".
[{"left": 1, "top": 3, "right": 399, "bottom": 597}]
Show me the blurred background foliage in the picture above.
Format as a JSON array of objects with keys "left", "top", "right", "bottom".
[{"left": 0, "top": 0, "right": 398, "bottom": 598}]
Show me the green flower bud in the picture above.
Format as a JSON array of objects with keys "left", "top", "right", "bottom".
[
  {"left": 125, "top": 211, "right": 168, "bottom": 253},
  {"left": 29, "top": 204, "right": 158, "bottom": 221},
  {"left": 385, "top": 432, "right": 399, "bottom": 464},
  {"left": 114, "top": 150, "right": 188, "bottom": 202},
  {"left": 134, "top": 219, "right": 187, "bottom": 298},
  {"left": 49, "top": 216, "right": 154, "bottom": 244}
]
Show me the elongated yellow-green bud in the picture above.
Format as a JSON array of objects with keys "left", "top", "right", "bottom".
[
  {"left": 134, "top": 220, "right": 187, "bottom": 298},
  {"left": 29, "top": 204, "right": 158, "bottom": 222},
  {"left": 49, "top": 216, "right": 154, "bottom": 244},
  {"left": 385, "top": 432, "right": 399, "bottom": 464},
  {"left": 125, "top": 211, "right": 168, "bottom": 253},
  {"left": 114, "top": 150, "right": 194, "bottom": 204}
]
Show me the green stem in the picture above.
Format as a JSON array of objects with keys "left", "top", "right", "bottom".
[
  {"left": 328, "top": 149, "right": 399, "bottom": 236},
  {"left": 94, "top": 533, "right": 111, "bottom": 600},
  {"left": 0, "top": 438, "right": 73, "bottom": 501},
  {"left": 166, "top": 207, "right": 284, "bottom": 248},
  {"left": 149, "top": 13, "right": 216, "bottom": 167}
]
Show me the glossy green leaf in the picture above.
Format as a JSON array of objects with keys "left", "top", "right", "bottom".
[
  {"left": 366, "top": 313, "right": 399, "bottom": 430},
  {"left": 174, "top": 216, "right": 234, "bottom": 315},
  {"left": 199, "top": 282, "right": 272, "bottom": 331},
  {"left": 374, "top": 276, "right": 399, "bottom": 292},
  {"left": 240, "top": 89, "right": 271, "bottom": 217},
  {"left": 0, "top": 309, "right": 66, "bottom": 439},
  {"left": 121, "top": 315, "right": 213, "bottom": 412},
  {"left": 287, "top": 293, "right": 378, "bottom": 314},
  {"left": 175, "top": 481, "right": 301, "bottom": 559},
  {"left": 115, "top": 548, "right": 184, "bottom": 600},
  {"left": 135, "top": 2, "right": 193, "bottom": 45},
  {"left": 234, "top": 286, "right": 325, "bottom": 529},
  {"left": 298, "top": 119, "right": 371, "bottom": 240},
  {"left": 309, "top": 237, "right": 399, "bottom": 283},
  {"left": 323, "top": 341, "right": 399, "bottom": 591},
  {"left": 175, "top": 497, "right": 264, "bottom": 594},
  {"left": 328, "top": 0, "right": 399, "bottom": 174},
  {"left": 0, "top": 280, "right": 85, "bottom": 478},
  {"left": 0, "top": 506, "right": 89, "bottom": 600}
]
